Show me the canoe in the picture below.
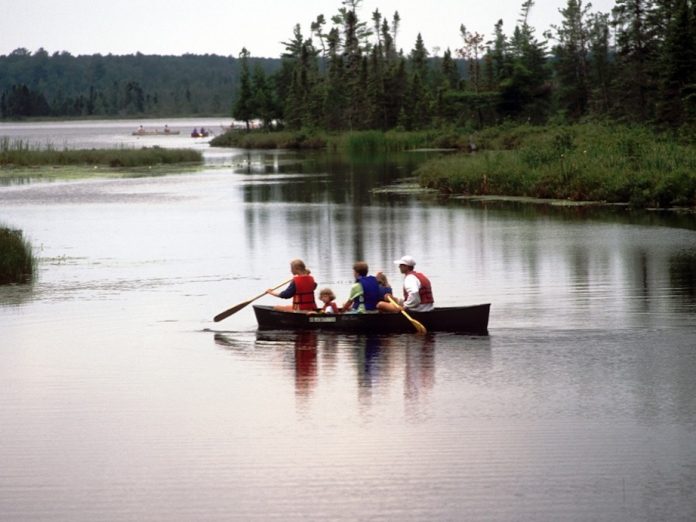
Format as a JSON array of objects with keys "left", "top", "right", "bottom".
[
  {"left": 132, "top": 130, "right": 181, "bottom": 136},
  {"left": 253, "top": 304, "right": 490, "bottom": 334}
]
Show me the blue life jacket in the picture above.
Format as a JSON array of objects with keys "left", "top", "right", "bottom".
[
  {"left": 378, "top": 285, "right": 392, "bottom": 301},
  {"left": 353, "top": 275, "right": 380, "bottom": 311}
]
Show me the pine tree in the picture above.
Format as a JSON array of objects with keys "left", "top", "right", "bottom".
[
  {"left": 498, "top": 1, "right": 551, "bottom": 121},
  {"left": 587, "top": 12, "right": 613, "bottom": 115},
  {"left": 405, "top": 34, "right": 431, "bottom": 129},
  {"left": 612, "top": 0, "right": 657, "bottom": 121},
  {"left": 655, "top": 0, "right": 696, "bottom": 125},
  {"left": 233, "top": 48, "right": 254, "bottom": 129},
  {"left": 551, "top": 0, "right": 592, "bottom": 120},
  {"left": 324, "top": 27, "right": 346, "bottom": 130}
]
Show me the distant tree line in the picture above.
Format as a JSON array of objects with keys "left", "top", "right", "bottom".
[
  {"left": 3, "top": 0, "right": 695, "bottom": 132},
  {"left": 0, "top": 48, "right": 279, "bottom": 119},
  {"left": 233, "top": 0, "right": 696, "bottom": 131}
]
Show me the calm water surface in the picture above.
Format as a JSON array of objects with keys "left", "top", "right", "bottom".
[{"left": 1, "top": 120, "right": 695, "bottom": 521}]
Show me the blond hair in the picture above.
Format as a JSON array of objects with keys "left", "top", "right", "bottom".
[{"left": 376, "top": 271, "right": 390, "bottom": 287}]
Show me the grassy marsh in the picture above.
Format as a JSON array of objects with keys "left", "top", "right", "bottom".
[
  {"left": 0, "top": 139, "right": 203, "bottom": 167},
  {"left": 416, "top": 124, "right": 696, "bottom": 209},
  {"left": 0, "top": 226, "right": 35, "bottom": 284},
  {"left": 209, "top": 128, "right": 468, "bottom": 152}
]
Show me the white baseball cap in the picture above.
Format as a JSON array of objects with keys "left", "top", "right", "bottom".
[{"left": 394, "top": 255, "right": 416, "bottom": 267}]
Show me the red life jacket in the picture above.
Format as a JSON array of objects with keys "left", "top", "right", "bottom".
[
  {"left": 321, "top": 301, "right": 339, "bottom": 314},
  {"left": 293, "top": 274, "right": 317, "bottom": 311},
  {"left": 403, "top": 271, "right": 434, "bottom": 304}
]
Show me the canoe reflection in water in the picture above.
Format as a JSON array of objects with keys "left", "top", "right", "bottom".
[
  {"left": 293, "top": 330, "right": 318, "bottom": 401},
  {"left": 213, "top": 330, "right": 440, "bottom": 411}
]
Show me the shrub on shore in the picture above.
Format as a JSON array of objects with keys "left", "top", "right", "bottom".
[
  {"left": 0, "top": 226, "right": 35, "bottom": 284},
  {"left": 210, "top": 130, "right": 328, "bottom": 149},
  {"left": 417, "top": 124, "right": 696, "bottom": 209},
  {"left": 210, "top": 128, "right": 469, "bottom": 152},
  {"left": 0, "top": 139, "right": 202, "bottom": 167}
]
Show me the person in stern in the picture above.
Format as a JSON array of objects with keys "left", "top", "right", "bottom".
[
  {"left": 341, "top": 261, "right": 381, "bottom": 313},
  {"left": 266, "top": 258, "right": 317, "bottom": 312},
  {"left": 377, "top": 255, "right": 434, "bottom": 312}
]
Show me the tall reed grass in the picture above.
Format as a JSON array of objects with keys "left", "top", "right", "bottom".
[
  {"left": 210, "top": 129, "right": 468, "bottom": 152},
  {"left": 0, "top": 226, "right": 35, "bottom": 284},
  {"left": 0, "top": 138, "right": 202, "bottom": 167},
  {"left": 210, "top": 131, "right": 327, "bottom": 149},
  {"left": 417, "top": 124, "right": 696, "bottom": 209}
]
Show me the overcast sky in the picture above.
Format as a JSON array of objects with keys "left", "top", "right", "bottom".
[{"left": 1, "top": 0, "right": 615, "bottom": 58}]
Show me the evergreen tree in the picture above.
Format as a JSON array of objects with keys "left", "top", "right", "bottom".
[
  {"left": 343, "top": 8, "right": 364, "bottom": 130},
  {"left": 251, "top": 64, "right": 276, "bottom": 128},
  {"left": 587, "top": 12, "right": 614, "bottom": 114},
  {"left": 551, "top": 0, "right": 592, "bottom": 120},
  {"left": 498, "top": 1, "right": 551, "bottom": 121},
  {"left": 612, "top": 0, "right": 657, "bottom": 121},
  {"left": 384, "top": 57, "right": 407, "bottom": 128},
  {"left": 441, "top": 48, "right": 460, "bottom": 89},
  {"left": 1, "top": 84, "right": 51, "bottom": 117},
  {"left": 366, "top": 45, "right": 387, "bottom": 129},
  {"left": 404, "top": 34, "right": 431, "bottom": 129},
  {"left": 324, "top": 27, "right": 347, "bottom": 130},
  {"left": 655, "top": 0, "right": 696, "bottom": 125},
  {"left": 489, "top": 20, "right": 509, "bottom": 86},
  {"left": 233, "top": 48, "right": 254, "bottom": 129}
]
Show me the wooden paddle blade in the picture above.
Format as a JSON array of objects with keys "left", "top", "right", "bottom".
[
  {"left": 213, "top": 277, "right": 291, "bottom": 322},
  {"left": 404, "top": 311, "right": 427, "bottom": 334},
  {"left": 413, "top": 319, "right": 427, "bottom": 334},
  {"left": 213, "top": 299, "right": 252, "bottom": 322}
]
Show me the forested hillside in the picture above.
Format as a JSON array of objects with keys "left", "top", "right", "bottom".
[
  {"left": 3, "top": 0, "right": 696, "bottom": 132},
  {"left": 0, "top": 49, "right": 280, "bottom": 118},
  {"left": 232, "top": 0, "right": 696, "bottom": 132}
]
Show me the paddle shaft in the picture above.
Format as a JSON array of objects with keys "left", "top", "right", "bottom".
[
  {"left": 387, "top": 295, "right": 427, "bottom": 334},
  {"left": 214, "top": 278, "right": 292, "bottom": 322}
]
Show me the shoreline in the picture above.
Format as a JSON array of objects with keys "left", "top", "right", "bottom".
[{"left": 0, "top": 144, "right": 203, "bottom": 168}]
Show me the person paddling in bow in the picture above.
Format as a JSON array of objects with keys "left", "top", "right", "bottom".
[
  {"left": 266, "top": 258, "right": 317, "bottom": 312},
  {"left": 377, "top": 255, "right": 434, "bottom": 312}
]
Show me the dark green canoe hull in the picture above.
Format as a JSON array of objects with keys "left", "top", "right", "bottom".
[{"left": 253, "top": 304, "right": 490, "bottom": 334}]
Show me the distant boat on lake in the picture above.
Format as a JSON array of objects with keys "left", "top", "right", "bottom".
[
  {"left": 190, "top": 127, "right": 211, "bottom": 138},
  {"left": 132, "top": 125, "right": 180, "bottom": 136}
]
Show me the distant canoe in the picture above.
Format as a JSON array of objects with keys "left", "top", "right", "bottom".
[
  {"left": 132, "top": 129, "right": 181, "bottom": 136},
  {"left": 253, "top": 304, "right": 490, "bottom": 334}
]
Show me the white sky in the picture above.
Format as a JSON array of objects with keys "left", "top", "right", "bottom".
[{"left": 0, "top": 0, "right": 615, "bottom": 58}]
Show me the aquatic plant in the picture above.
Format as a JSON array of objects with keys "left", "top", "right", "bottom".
[
  {"left": 417, "top": 123, "right": 696, "bottom": 209},
  {"left": 210, "top": 128, "right": 468, "bottom": 152},
  {"left": 0, "top": 226, "right": 35, "bottom": 284},
  {"left": 0, "top": 139, "right": 202, "bottom": 167},
  {"left": 210, "top": 130, "right": 327, "bottom": 149}
]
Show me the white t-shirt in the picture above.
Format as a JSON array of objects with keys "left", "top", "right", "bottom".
[{"left": 403, "top": 273, "right": 434, "bottom": 312}]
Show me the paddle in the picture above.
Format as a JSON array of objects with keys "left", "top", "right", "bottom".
[
  {"left": 387, "top": 295, "right": 427, "bottom": 334},
  {"left": 214, "top": 278, "right": 292, "bottom": 322}
]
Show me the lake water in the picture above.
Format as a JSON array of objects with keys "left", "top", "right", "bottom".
[{"left": 1, "top": 119, "right": 695, "bottom": 521}]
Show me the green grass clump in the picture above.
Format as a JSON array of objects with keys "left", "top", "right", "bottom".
[
  {"left": 211, "top": 128, "right": 470, "bottom": 152},
  {"left": 210, "top": 130, "right": 327, "bottom": 149},
  {"left": 417, "top": 123, "right": 696, "bottom": 209},
  {"left": 0, "top": 139, "right": 202, "bottom": 167},
  {"left": 0, "top": 226, "right": 35, "bottom": 284}
]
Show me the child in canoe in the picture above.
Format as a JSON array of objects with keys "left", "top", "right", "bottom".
[{"left": 318, "top": 288, "right": 340, "bottom": 314}]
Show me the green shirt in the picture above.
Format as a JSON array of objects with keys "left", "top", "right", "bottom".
[{"left": 347, "top": 282, "right": 365, "bottom": 312}]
